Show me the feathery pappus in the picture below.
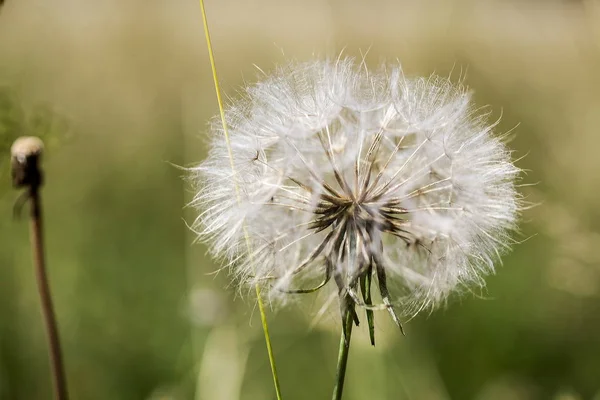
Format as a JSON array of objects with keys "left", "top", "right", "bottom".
[{"left": 189, "top": 58, "right": 521, "bottom": 343}]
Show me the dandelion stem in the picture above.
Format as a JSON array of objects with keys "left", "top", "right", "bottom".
[
  {"left": 197, "top": 1, "right": 283, "bottom": 399},
  {"left": 29, "top": 187, "right": 69, "bottom": 400},
  {"left": 332, "top": 308, "right": 354, "bottom": 400}
]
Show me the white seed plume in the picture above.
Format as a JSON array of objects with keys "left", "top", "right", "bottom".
[{"left": 189, "top": 58, "right": 520, "bottom": 325}]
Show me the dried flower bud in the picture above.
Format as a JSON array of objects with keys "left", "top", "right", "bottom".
[{"left": 11, "top": 136, "right": 44, "bottom": 189}]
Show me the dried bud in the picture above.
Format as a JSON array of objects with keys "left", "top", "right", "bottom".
[{"left": 11, "top": 136, "right": 44, "bottom": 189}]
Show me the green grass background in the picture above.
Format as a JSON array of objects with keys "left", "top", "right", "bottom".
[{"left": 1, "top": 1, "right": 600, "bottom": 399}]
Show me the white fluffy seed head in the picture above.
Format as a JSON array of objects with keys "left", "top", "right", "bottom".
[{"left": 189, "top": 58, "right": 521, "bottom": 317}]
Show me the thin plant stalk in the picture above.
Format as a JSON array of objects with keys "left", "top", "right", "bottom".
[
  {"left": 29, "top": 187, "right": 69, "bottom": 400},
  {"left": 197, "top": 1, "right": 283, "bottom": 399},
  {"left": 332, "top": 308, "right": 354, "bottom": 400},
  {"left": 11, "top": 137, "right": 68, "bottom": 400}
]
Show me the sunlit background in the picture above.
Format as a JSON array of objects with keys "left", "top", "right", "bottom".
[{"left": 1, "top": 1, "right": 600, "bottom": 399}]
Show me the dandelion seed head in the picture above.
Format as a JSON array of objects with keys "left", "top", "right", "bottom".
[{"left": 189, "top": 58, "right": 520, "bottom": 319}]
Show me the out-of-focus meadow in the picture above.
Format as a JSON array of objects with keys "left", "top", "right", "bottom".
[{"left": 1, "top": 0, "right": 600, "bottom": 399}]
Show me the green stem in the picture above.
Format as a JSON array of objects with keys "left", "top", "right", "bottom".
[
  {"left": 332, "top": 310, "right": 354, "bottom": 400},
  {"left": 197, "top": 1, "right": 283, "bottom": 398},
  {"left": 255, "top": 284, "right": 283, "bottom": 400}
]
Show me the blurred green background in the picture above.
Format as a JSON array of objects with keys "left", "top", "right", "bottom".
[{"left": 1, "top": 0, "right": 599, "bottom": 399}]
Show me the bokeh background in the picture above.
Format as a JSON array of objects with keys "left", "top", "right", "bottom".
[{"left": 1, "top": 1, "right": 600, "bottom": 399}]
